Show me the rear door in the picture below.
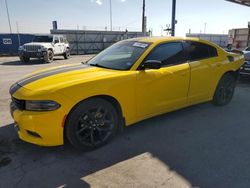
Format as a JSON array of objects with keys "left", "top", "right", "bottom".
[
  {"left": 184, "top": 41, "right": 220, "bottom": 104},
  {"left": 136, "top": 42, "right": 191, "bottom": 118}
]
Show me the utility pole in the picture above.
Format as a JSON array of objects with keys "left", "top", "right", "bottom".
[
  {"left": 204, "top": 22, "right": 207, "bottom": 34},
  {"left": 142, "top": 0, "right": 146, "bottom": 35},
  {"left": 171, "top": 0, "right": 176, "bottom": 36},
  {"left": 16, "top": 21, "right": 20, "bottom": 47},
  {"left": 5, "top": 0, "right": 12, "bottom": 33},
  {"left": 110, "top": 0, "right": 113, "bottom": 31}
]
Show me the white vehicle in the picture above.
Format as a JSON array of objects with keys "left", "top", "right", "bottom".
[{"left": 19, "top": 35, "right": 70, "bottom": 63}]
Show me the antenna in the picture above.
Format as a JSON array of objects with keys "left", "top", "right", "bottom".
[{"left": 5, "top": 0, "right": 12, "bottom": 33}]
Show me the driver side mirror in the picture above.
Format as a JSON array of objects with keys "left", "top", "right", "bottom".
[{"left": 143, "top": 60, "right": 162, "bottom": 70}]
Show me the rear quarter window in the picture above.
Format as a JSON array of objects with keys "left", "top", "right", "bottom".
[{"left": 185, "top": 41, "right": 218, "bottom": 62}]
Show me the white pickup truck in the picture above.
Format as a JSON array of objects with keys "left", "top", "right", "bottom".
[{"left": 18, "top": 35, "right": 70, "bottom": 63}]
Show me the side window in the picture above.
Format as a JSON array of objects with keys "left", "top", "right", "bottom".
[
  {"left": 209, "top": 46, "right": 218, "bottom": 57},
  {"left": 145, "top": 42, "right": 186, "bottom": 67},
  {"left": 59, "top": 36, "right": 64, "bottom": 43},
  {"left": 54, "top": 36, "right": 59, "bottom": 43},
  {"left": 64, "top": 37, "right": 68, "bottom": 44},
  {"left": 185, "top": 41, "right": 218, "bottom": 61}
]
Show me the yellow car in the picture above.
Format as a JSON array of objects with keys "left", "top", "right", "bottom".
[{"left": 9, "top": 37, "right": 244, "bottom": 150}]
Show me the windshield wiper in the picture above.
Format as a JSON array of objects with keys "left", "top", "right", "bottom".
[{"left": 89, "top": 63, "right": 109, "bottom": 69}]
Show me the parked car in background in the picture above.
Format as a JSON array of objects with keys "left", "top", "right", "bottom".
[
  {"left": 10, "top": 37, "right": 244, "bottom": 150},
  {"left": 240, "top": 47, "right": 250, "bottom": 76},
  {"left": 243, "top": 46, "right": 250, "bottom": 52},
  {"left": 18, "top": 35, "right": 70, "bottom": 63}
]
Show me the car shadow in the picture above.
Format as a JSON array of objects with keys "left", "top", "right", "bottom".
[
  {"left": 239, "top": 75, "right": 250, "bottom": 86},
  {"left": 1, "top": 88, "right": 250, "bottom": 188},
  {"left": 1, "top": 57, "right": 65, "bottom": 66}
]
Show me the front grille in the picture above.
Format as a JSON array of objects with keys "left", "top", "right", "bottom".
[
  {"left": 24, "top": 45, "right": 41, "bottom": 52},
  {"left": 12, "top": 97, "right": 25, "bottom": 111}
]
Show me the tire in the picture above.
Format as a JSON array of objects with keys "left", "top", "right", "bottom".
[
  {"left": 65, "top": 98, "right": 119, "bottom": 151},
  {"left": 44, "top": 50, "right": 54, "bottom": 63},
  {"left": 19, "top": 56, "right": 30, "bottom": 63},
  {"left": 63, "top": 48, "right": 70, "bottom": 59},
  {"left": 213, "top": 73, "right": 236, "bottom": 106}
]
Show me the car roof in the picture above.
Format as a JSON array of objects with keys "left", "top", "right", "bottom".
[{"left": 127, "top": 36, "right": 211, "bottom": 45}]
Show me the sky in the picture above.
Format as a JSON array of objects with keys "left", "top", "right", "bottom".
[{"left": 0, "top": 0, "right": 250, "bottom": 36}]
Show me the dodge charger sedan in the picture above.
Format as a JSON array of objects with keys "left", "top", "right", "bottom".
[{"left": 10, "top": 37, "right": 244, "bottom": 150}]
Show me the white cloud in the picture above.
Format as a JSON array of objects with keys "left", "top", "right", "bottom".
[
  {"left": 91, "top": 0, "right": 126, "bottom": 5},
  {"left": 91, "top": 0, "right": 102, "bottom": 5},
  {"left": 96, "top": 0, "right": 102, "bottom": 5}
]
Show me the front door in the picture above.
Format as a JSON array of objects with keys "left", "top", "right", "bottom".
[
  {"left": 53, "top": 36, "right": 61, "bottom": 55},
  {"left": 136, "top": 42, "right": 190, "bottom": 118}
]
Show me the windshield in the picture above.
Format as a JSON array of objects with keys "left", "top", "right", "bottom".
[
  {"left": 245, "top": 47, "right": 250, "bottom": 51},
  {"left": 33, "top": 36, "right": 53, "bottom": 43},
  {"left": 88, "top": 41, "right": 150, "bottom": 70}
]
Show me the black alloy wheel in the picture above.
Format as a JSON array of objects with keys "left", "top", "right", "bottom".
[
  {"left": 66, "top": 98, "right": 119, "bottom": 150},
  {"left": 213, "top": 73, "right": 236, "bottom": 106}
]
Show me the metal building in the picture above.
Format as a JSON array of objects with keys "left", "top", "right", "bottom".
[
  {"left": 51, "top": 29, "right": 148, "bottom": 55},
  {"left": 186, "top": 33, "right": 228, "bottom": 48}
]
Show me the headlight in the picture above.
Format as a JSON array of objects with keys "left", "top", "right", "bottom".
[
  {"left": 40, "top": 46, "right": 47, "bottom": 51},
  {"left": 18, "top": 46, "right": 24, "bottom": 50},
  {"left": 25, "top": 100, "right": 60, "bottom": 111}
]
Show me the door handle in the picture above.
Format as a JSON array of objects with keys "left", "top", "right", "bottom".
[{"left": 216, "top": 63, "right": 221, "bottom": 67}]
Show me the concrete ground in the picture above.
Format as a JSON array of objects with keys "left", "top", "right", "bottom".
[{"left": 0, "top": 56, "right": 250, "bottom": 188}]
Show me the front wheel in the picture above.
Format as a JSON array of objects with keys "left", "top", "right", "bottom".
[
  {"left": 65, "top": 98, "right": 119, "bottom": 150},
  {"left": 213, "top": 73, "right": 236, "bottom": 106},
  {"left": 44, "top": 50, "right": 54, "bottom": 63},
  {"left": 19, "top": 56, "right": 30, "bottom": 63}
]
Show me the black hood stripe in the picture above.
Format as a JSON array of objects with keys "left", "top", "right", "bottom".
[
  {"left": 18, "top": 64, "right": 84, "bottom": 84},
  {"left": 9, "top": 64, "right": 90, "bottom": 95}
]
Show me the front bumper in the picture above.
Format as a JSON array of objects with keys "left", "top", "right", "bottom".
[
  {"left": 19, "top": 50, "right": 47, "bottom": 58},
  {"left": 11, "top": 105, "right": 65, "bottom": 146},
  {"left": 240, "top": 61, "right": 250, "bottom": 75}
]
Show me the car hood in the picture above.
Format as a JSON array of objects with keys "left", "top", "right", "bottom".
[
  {"left": 10, "top": 63, "right": 123, "bottom": 94},
  {"left": 24, "top": 42, "right": 52, "bottom": 47}
]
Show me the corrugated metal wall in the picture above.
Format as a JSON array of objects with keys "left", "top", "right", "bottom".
[
  {"left": 51, "top": 29, "right": 148, "bottom": 55},
  {"left": 0, "top": 34, "right": 34, "bottom": 55},
  {"left": 186, "top": 33, "right": 228, "bottom": 48}
]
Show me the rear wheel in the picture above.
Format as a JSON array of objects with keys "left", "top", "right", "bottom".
[
  {"left": 65, "top": 98, "right": 119, "bottom": 150},
  {"left": 20, "top": 56, "right": 30, "bottom": 63},
  {"left": 213, "top": 73, "right": 236, "bottom": 106},
  {"left": 63, "top": 48, "right": 70, "bottom": 59}
]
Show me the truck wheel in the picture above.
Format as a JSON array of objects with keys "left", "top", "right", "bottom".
[
  {"left": 65, "top": 98, "right": 119, "bottom": 151},
  {"left": 63, "top": 48, "right": 70, "bottom": 59},
  {"left": 44, "top": 50, "right": 54, "bottom": 63},
  {"left": 212, "top": 73, "right": 236, "bottom": 106},
  {"left": 20, "top": 56, "right": 30, "bottom": 63}
]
